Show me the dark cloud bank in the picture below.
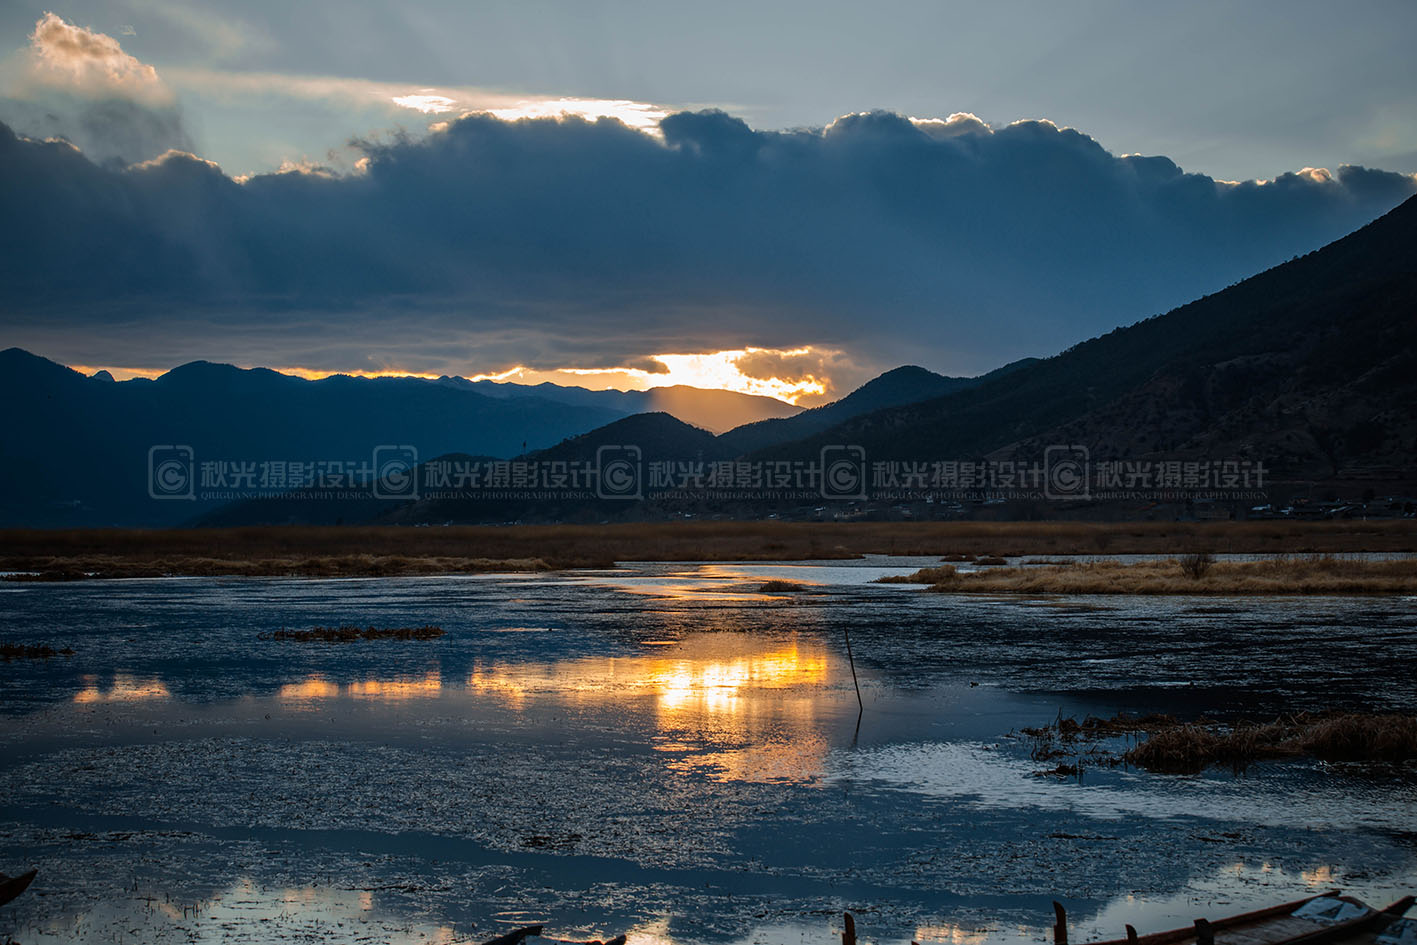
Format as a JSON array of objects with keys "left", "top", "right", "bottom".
[{"left": 0, "top": 109, "right": 1413, "bottom": 375}]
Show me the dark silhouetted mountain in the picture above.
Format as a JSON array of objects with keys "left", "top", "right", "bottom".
[
  {"left": 438, "top": 377, "right": 800, "bottom": 433},
  {"left": 531, "top": 412, "right": 728, "bottom": 463},
  {"left": 718, "top": 360, "right": 1037, "bottom": 455},
  {"left": 761, "top": 194, "right": 1417, "bottom": 482},
  {"left": 362, "top": 413, "right": 725, "bottom": 527},
  {"left": 0, "top": 350, "right": 624, "bottom": 527}
]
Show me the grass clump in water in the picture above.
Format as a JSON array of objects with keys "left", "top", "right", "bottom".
[
  {"left": 1, "top": 642, "right": 75, "bottom": 660},
  {"left": 261, "top": 624, "right": 445, "bottom": 642},
  {"left": 876, "top": 564, "right": 959, "bottom": 585},
  {"left": 758, "top": 580, "right": 810, "bottom": 593}
]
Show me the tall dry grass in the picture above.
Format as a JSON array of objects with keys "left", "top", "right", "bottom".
[
  {"left": 893, "top": 554, "right": 1417, "bottom": 595},
  {"left": 1124, "top": 713, "right": 1417, "bottom": 773},
  {"left": 1, "top": 554, "right": 551, "bottom": 580}
]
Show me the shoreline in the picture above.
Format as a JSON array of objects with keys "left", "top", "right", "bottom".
[{"left": 3, "top": 521, "right": 1417, "bottom": 579}]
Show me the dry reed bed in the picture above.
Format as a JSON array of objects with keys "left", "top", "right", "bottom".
[
  {"left": 1125, "top": 713, "right": 1417, "bottom": 773},
  {"left": 1, "top": 554, "right": 552, "bottom": 581},
  {"left": 1020, "top": 711, "right": 1417, "bottom": 774},
  {"left": 881, "top": 555, "right": 1417, "bottom": 594}
]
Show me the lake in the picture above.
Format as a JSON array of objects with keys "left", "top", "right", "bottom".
[{"left": 2, "top": 557, "right": 1416, "bottom": 945}]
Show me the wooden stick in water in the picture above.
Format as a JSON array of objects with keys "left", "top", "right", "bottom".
[{"left": 844, "top": 627, "right": 863, "bottom": 715}]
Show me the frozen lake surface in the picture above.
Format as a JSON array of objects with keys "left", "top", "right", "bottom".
[{"left": 2, "top": 557, "right": 1416, "bottom": 944}]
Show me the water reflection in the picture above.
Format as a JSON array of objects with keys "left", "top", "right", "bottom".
[
  {"left": 348, "top": 670, "right": 443, "bottom": 701},
  {"left": 562, "top": 560, "right": 927, "bottom": 599},
  {"left": 72, "top": 673, "right": 170, "bottom": 703},
  {"left": 266, "top": 635, "right": 839, "bottom": 782},
  {"left": 828, "top": 739, "right": 1417, "bottom": 830},
  {"left": 1079, "top": 861, "right": 1386, "bottom": 944},
  {"left": 6, "top": 565, "right": 1416, "bottom": 945},
  {"left": 646, "top": 641, "right": 829, "bottom": 711},
  {"left": 276, "top": 671, "right": 444, "bottom": 703},
  {"left": 15, "top": 877, "right": 472, "bottom": 945},
  {"left": 276, "top": 676, "right": 340, "bottom": 701},
  {"left": 268, "top": 638, "right": 831, "bottom": 715},
  {"left": 914, "top": 922, "right": 993, "bottom": 945}
]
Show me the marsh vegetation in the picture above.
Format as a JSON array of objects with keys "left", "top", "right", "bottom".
[
  {"left": 883, "top": 554, "right": 1417, "bottom": 594},
  {"left": 1018, "top": 711, "right": 1417, "bottom": 775},
  {"left": 258, "top": 625, "right": 445, "bottom": 642}
]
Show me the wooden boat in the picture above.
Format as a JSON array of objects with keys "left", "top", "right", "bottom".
[
  {"left": 1048, "top": 891, "right": 1415, "bottom": 945},
  {"left": 0, "top": 869, "right": 37, "bottom": 907},
  {"left": 841, "top": 892, "right": 1413, "bottom": 945}
]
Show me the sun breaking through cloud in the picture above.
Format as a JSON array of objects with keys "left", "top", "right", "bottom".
[{"left": 467, "top": 347, "right": 848, "bottom": 405}]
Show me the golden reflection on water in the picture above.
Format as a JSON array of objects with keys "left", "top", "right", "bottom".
[
  {"left": 1301, "top": 864, "right": 1335, "bottom": 885},
  {"left": 266, "top": 635, "right": 838, "bottom": 782},
  {"left": 276, "top": 671, "right": 443, "bottom": 703},
  {"left": 270, "top": 636, "right": 831, "bottom": 716},
  {"left": 915, "top": 922, "right": 992, "bottom": 945},
  {"left": 276, "top": 676, "right": 340, "bottom": 700},
  {"left": 461, "top": 638, "right": 831, "bottom": 717},
  {"left": 647, "top": 642, "right": 828, "bottom": 712},
  {"left": 571, "top": 564, "right": 825, "bottom": 600},
  {"left": 348, "top": 671, "right": 443, "bottom": 700},
  {"left": 72, "top": 673, "right": 171, "bottom": 703},
  {"left": 78, "top": 878, "right": 469, "bottom": 944}
]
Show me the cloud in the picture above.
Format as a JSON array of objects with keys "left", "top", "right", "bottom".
[
  {"left": 0, "top": 107, "right": 1414, "bottom": 382},
  {"left": 392, "top": 91, "right": 457, "bottom": 115},
  {"left": 730, "top": 348, "right": 865, "bottom": 401},
  {"left": 0, "top": 14, "right": 190, "bottom": 166},
  {"left": 24, "top": 12, "right": 173, "bottom": 105},
  {"left": 911, "top": 112, "right": 991, "bottom": 140}
]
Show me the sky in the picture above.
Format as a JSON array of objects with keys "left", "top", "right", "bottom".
[{"left": 1, "top": 1, "right": 1416, "bottom": 403}]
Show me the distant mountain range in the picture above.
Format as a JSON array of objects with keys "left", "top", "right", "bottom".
[
  {"left": 197, "top": 367, "right": 1010, "bottom": 526},
  {"left": 1, "top": 348, "right": 993, "bottom": 527},
  {"left": 0, "top": 352, "right": 613, "bottom": 526},
  {"left": 9, "top": 195, "right": 1416, "bottom": 528},
  {"left": 438, "top": 377, "right": 800, "bottom": 434}
]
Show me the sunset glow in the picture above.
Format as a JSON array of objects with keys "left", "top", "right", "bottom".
[
  {"left": 65, "top": 345, "right": 838, "bottom": 404},
  {"left": 469, "top": 346, "right": 837, "bottom": 404},
  {"left": 404, "top": 94, "right": 670, "bottom": 133},
  {"left": 486, "top": 97, "right": 669, "bottom": 132},
  {"left": 66, "top": 364, "right": 165, "bottom": 381}
]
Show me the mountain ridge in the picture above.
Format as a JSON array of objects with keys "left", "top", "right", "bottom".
[{"left": 753, "top": 194, "right": 1417, "bottom": 482}]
